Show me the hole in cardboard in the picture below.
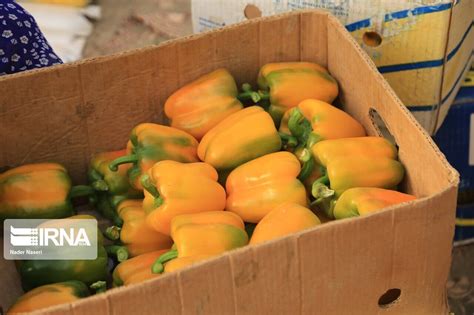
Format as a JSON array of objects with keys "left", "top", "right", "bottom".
[
  {"left": 244, "top": 4, "right": 262, "bottom": 19},
  {"left": 363, "top": 31, "right": 383, "bottom": 47},
  {"left": 368, "top": 108, "right": 396, "bottom": 146},
  {"left": 465, "top": 77, "right": 472, "bottom": 83},
  {"left": 378, "top": 288, "right": 401, "bottom": 308}
]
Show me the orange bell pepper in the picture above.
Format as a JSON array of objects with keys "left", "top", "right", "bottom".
[
  {"left": 151, "top": 211, "right": 247, "bottom": 274},
  {"left": 0, "top": 163, "right": 95, "bottom": 221},
  {"left": 279, "top": 99, "right": 366, "bottom": 150},
  {"left": 104, "top": 200, "right": 172, "bottom": 257},
  {"left": 141, "top": 161, "right": 226, "bottom": 235},
  {"left": 108, "top": 123, "right": 199, "bottom": 190},
  {"left": 164, "top": 68, "right": 243, "bottom": 140},
  {"left": 198, "top": 106, "right": 282, "bottom": 179},
  {"left": 170, "top": 211, "right": 245, "bottom": 236},
  {"left": 7, "top": 281, "right": 90, "bottom": 314},
  {"left": 250, "top": 203, "right": 321, "bottom": 245},
  {"left": 257, "top": 62, "right": 329, "bottom": 90},
  {"left": 112, "top": 249, "right": 169, "bottom": 287},
  {"left": 310, "top": 137, "right": 397, "bottom": 167},
  {"left": 333, "top": 187, "right": 416, "bottom": 219},
  {"left": 298, "top": 136, "right": 397, "bottom": 189},
  {"left": 312, "top": 156, "right": 405, "bottom": 218},
  {"left": 239, "top": 62, "right": 339, "bottom": 124},
  {"left": 226, "top": 152, "right": 308, "bottom": 223}
]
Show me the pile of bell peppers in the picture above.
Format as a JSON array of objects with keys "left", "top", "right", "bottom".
[{"left": 1, "top": 62, "right": 416, "bottom": 313}]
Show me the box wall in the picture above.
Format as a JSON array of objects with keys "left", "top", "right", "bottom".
[{"left": 0, "top": 11, "right": 459, "bottom": 315}]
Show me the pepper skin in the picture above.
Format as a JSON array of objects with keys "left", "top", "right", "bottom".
[
  {"left": 170, "top": 211, "right": 245, "bottom": 237},
  {"left": 7, "top": 281, "right": 90, "bottom": 314},
  {"left": 258, "top": 63, "right": 339, "bottom": 124},
  {"left": 226, "top": 152, "right": 308, "bottom": 223},
  {"left": 108, "top": 123, "right": 199, "bottom": 190},
  {"left": 197, "top": 106, "right": 282, "bottom": 177},
  {"left": 163, "top": 255, "right": 213, "bottom": 273},
  {"left": 299, "top": 136, "right": 397, "bottom": 188},
  {"left": 142, "top": 161, "right": 226, "bottom": 235},
  {"left": 107, "top": 200, "right": 172, "bottom": 257},
  {"left": 257, "top": 62, "right": 329, "bottom": 90},
  {"left": 151, "top": 214, "right": 248, "bottom": 274},
  {"left": 312, "top": 156, "right": 405, "bottom": 218},
  {"left": 112, "top": 249, "right": 169, "bottom": 287},
  {"left": 279, "top": 99, "right": 366, "bottom": 149},
  {"left": 333, "top": 187, "right": 416, "bottom": 219},
  {"left": 17, "top": 214, "right": 109, "bottom": 291},
  {"left": 0, "top": 163, "right": 95, "bottom": 221},
  {"left": 310, "top": 137, "right": 397, "bottom": 167},
  {"left": 164, "top": 68, "right": 243, "bottom": 140},
  {"left": 250, "top": 203, "right": 321, "bottom": 245}
]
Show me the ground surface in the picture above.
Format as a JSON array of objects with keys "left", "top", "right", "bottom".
[
  {"left": 83, "top": 0, "right": 192, "bottom": 58},
  {"left": 84, "top": 2, "right": 474, "bottom": 313}
]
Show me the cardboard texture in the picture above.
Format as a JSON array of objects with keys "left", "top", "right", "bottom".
[
  {"left": 191, "top": 0, "right": 474, "bottom": 135},
  {"left": 0, "top": 10, "right": 459, "bottom": 315}
]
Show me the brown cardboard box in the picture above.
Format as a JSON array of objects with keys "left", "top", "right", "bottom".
[{"left": 0, "top": 10, "right": 459, "bottom": 315}]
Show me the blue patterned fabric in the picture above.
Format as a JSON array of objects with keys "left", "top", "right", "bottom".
[{"left": 0, "top": 1, "right": 62, "bottom": 75}]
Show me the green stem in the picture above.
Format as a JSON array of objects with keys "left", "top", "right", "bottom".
[
  {"left": 92, "top": 179, "right": 109, "bottom": 192},
  {"left": 90, "top": 281, "right": 107, "bottom": 294},
  {"left": 109, "top": 154, "right": 139, "bottom": 172},
  {"left": 306, "top": 132, "right": 322, "bottom": 149},
  {"left": 104, "top": 226, "right": 121, "bottom": 241},
  {"left": 106, "top": 245, "right": 129, "bottom": 262},
  {"left": 288, "top": 108, "right": 312, "bottom": 146},
  {"left": 141, "top": 174, "right": 160, "bottom": 198},
  {"left": 311, "top": 181, "right": 335, "bottom": 204},
  {"left": 237, "top": 83, "right": 270, "bottom": 103},
  {"left": 89, "top": 169, "right": 103, "bottom": 182},
  {"left": 298, "top": 149, "right": 315, "bottom": 182},
  {"left": 279, "top": 132, "right": 298, "bottom": 149},
  {"left": 69, "top": 185, "right": 96, "bottom": 199},
  {"left": 151, "top": 249, "right": 178, "bottom": 274}
]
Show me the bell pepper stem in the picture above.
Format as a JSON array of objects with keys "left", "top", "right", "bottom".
[
  {"left": 279, "top": 132, "right": 298, "bottom": 149},
  {"left": 288, "top": 108, "right": 312, "bottom": 146},
  {"left": 69, "top": 185, "right": 96, "bottom": 199},
  {"left": 151, "top": 249, "right": 178, "bottom": 274},
  {"left": 298, "top": 149, "right": 315, "bottom": 182},
  {"left": 109, "top": 154, "right": 139, "bottom": 172},
  {"left": 89, "top": 169, "right": 103, "bottom": 182},
  {"left": 92, "top": 179, "right": 109, "bottom": 192},
  {"left": 237, "top": 84, "right": 270, "bottom": 103},
  {"left": 90, "top": 281, "right": 107, "bottom": 294},
  {"left": 141, "top": 174, "right": 164, "bottom": 207},
  {"left": 104, "top": 226, "right": 121, "bottom": 241},
  {"left": 311, "top": 180, "right": 335, "bottom": 205},
  {"left": 106, "top": 245, "right": 129, "bottom": 262},
  {"left": 306, "top": 132, "right": 322, "bottom": 149}
]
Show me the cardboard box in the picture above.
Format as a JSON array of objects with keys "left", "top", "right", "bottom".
[
  {"left": 191, "top": 0, "right": 474, "bottom": 135},
  {"left": 0, "top": 10, "right": 459, "bottom": 315}
]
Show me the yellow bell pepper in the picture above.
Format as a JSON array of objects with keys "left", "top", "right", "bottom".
[
  {"left": 113, "top": 249, "right": 169, "bottom": 287},
  {"left": 333, "top": 187, "right": 416, "bottom": 219},
  {"left": 250, "top": 203, "right": 321, "bottom": 245},
  {"left": 142, "top": 161, "right": 226, "bottom": 235},
  {"left": 152, "top": 211, "right": 247, "bottom": 274},
  {"left": 226, "top": 152, "right": 308, "bottom": 223},
  {"left": 164, "top": 68, "right": 243, "bottom": 140},
  {"left": 198, "top": 106, "right": 281, "bottom": 180},
  {"left": 104, "top": 200, "right": 172, "bottom": 257}
]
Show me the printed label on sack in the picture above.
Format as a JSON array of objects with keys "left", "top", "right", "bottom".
[
  {"left": 3, "top": 219, "right": 98, "bottom": 260},
  {"left": 469, "top": 114, "right": 474, "bottom": 166}
]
